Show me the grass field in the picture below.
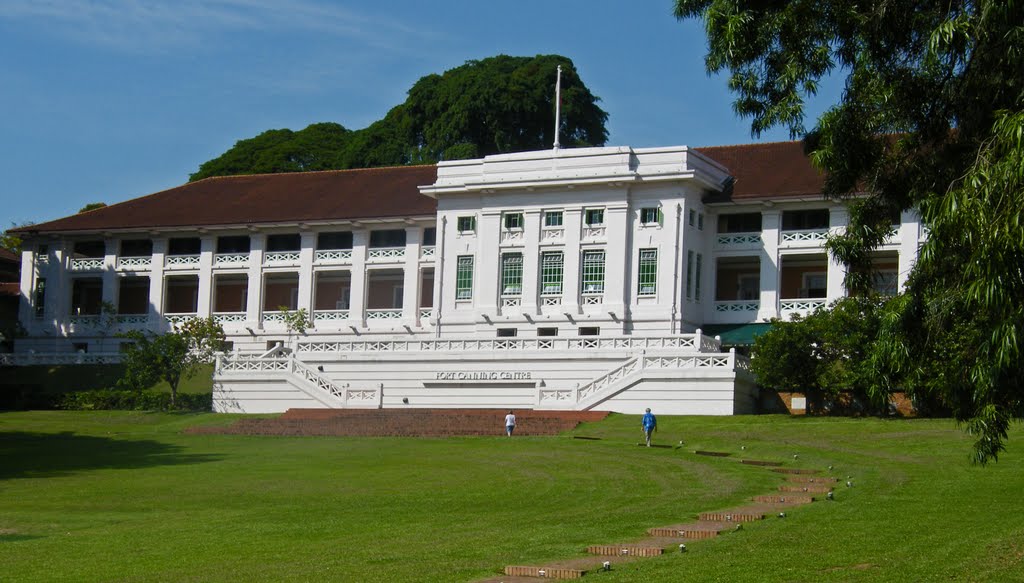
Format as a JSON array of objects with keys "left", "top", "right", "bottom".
[{"left": 1, "top": 411, "right": 1022, "bottom": 582}]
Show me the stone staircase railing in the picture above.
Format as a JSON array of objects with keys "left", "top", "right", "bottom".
[{"left": 216, "top": 352, "right": 381, "bottom": 408}]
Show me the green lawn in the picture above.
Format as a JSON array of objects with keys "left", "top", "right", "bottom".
[{"left": 0, "top": 412, "right": 1021, "bottom": 582}]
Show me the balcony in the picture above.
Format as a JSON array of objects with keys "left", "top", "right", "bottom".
[
  {"left": 70, "top": 258, "right": 104, "bottom": 271},
  {"left": 214, "top": 253, "right": 248, "bottom": 267},
  {"left": 116, "top": 256, "right": 152, "bottom": 270},
  {"left": 315, "top": 249, "right": 352, "bottom": 264},
  {"left": 716, "top": 232, "right": 762, "bottom": 248},
  {"left": 780, "top": 228, "right": 829, "bottom": 248},
  {"left": 366, "top": 247, "right": 405, "bottom": 262},
  {"left": 264, "top": 251, "right": 300, "bottom": 265},
  {"left": 165, "top": 254, "right": 200, "bottom": 269}
]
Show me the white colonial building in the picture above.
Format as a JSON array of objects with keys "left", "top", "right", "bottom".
[{"left": 9, "top": 141, "right": 923, "bottom": 414}]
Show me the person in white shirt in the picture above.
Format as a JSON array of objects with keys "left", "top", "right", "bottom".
[{"left": 505, "top": 410, "right": 516, "bottom": 437}]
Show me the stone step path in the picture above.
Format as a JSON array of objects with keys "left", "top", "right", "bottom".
[{"left": 478, "top": 453, "right": 835, "bottom": 582}]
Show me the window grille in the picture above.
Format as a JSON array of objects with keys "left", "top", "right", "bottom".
[
  {"left": 504, "top": 213, "right": 524, "bottom": 230},
  {"left": 640, "top": 207, "right": 661, "bottom": 225},
  {"left": 544, "top": 211, "right": 563, "bottom": 227},
  {"left": 456, "top": 256, "right": 474, "bottom": 300},
  {"left": 585, "top": 209, "right": 605, "bottom": 226},
  {"left": 457, "top": 216, "right": 476, "bottom": 233},
  {"left": 581, "top": 250, "right": 605, "bottom": 294},
  {"left": 540, "top": 251, "right": 564, "bottom": 295},
  {"left": 501, "top": 253, "right": 523, "bottom": 296},
  {"left": 637, "top": 249, "right": 657, "bottom": 295}
]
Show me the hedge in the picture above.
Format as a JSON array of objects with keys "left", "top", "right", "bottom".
[{"left": 57, "top": 389, "right": 212, "bottom": 412}]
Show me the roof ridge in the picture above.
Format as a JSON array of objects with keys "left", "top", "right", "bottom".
[
  {"left": 696, "top": 139, "right": 803, "bottom": 150},
  {"left": 192, "top": 163, "right": 438, "bottom": 184}
]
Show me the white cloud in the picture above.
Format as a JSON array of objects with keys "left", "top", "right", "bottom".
[{"left": 0, "top": 0, "right": 434, "bottom": 53}]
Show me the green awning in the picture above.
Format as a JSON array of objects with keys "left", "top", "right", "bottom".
[{"left": 701, "top": 323, "right": 774, "bottom": 346}]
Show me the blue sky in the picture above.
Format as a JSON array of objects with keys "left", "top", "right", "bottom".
[{"left": 0, "top": 1, "right": 843, "bottom": 227}]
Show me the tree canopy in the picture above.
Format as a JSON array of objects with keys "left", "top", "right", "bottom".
[
  {"left": 190, "top": 55, "right": 608, "bottom": 181},
  {"left": 676, "top": 0, "right": 1024, "bottom": 461}
]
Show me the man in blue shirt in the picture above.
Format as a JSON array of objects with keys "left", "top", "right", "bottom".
[{"left": 641, "top": 408, "right": 657, "bottom": 447}]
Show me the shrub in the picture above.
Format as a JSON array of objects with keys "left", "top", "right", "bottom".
[{"left": 57, "top": 389, "right": 211, "bottom": 412}]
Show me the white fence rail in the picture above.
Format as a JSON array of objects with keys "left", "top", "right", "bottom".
[{"left": 297, "top": 333, "right": 720, "bottom": 354}]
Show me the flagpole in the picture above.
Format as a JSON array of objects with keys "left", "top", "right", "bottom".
[{"left": 553, "top": 65, "right": 562, "bottom": 150}]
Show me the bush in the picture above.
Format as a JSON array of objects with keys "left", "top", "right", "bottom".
[{"left": 57, "top": 389, "right": 211, "bottom": 412}]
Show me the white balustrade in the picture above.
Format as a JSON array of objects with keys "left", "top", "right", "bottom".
[
  {"left": 365, "top": 309, "right": 402, "bottom": 320},
  {"left": 117, "top": 256, "right": 152, "bottom": 269},
  {"left": 780, "top": 229, "right": 829, "bottom": 243},
  {"left": 541, "top": 228, "right": 564, "bottom": 242},
  {"left": 367, "top": 247, "right": 405, "bottom": 261},
  {"left": 419, "top": 309, "right": 433, "bottom": 320},
  {"left": 581, "top": 295, "right": 603, "bottom": 305},
  {"left": 315, "top": 249, "right": 352, "bottom": 263},
  {"left": 0, "top": 352, "right": 122, "bottom": 366},
  {"left": 264, "top": 251, "right": 300, "bottom": 264},
  {"left": 213, "top": 312, "right": 246, "bottom": 323},
  {"left": 420, "top": 247, "right": 436, "bottom": 259},
  {"left": 716, "top": 233, "right": 762, "bottom": 246},
  {"left": 297, "top": 335, "right": 706, "bottom": 354},
  {"left": 165, "top": 255, "right": 200, "bottom": 268},
  {"left": 70, "top": 258, "right": 104, "bottom": 270},
  {"left": 501, "top": 297, "right": 521, "bottom": 308},
  {"left": 582, "top": 226, "right": 606, "bottom": 240},
  {"left": 542, "top": 297, "right": 561, "bottom": 306},
  {"left": 215, "top": 253, "right": 249, "bottom": 266},
  {"left": 780, "top": 298, "right": 827, "bottom": 312},
  {"left": 715, "top": 301, "right": 760, "bottom": 313},
  {"left": 500, "top": 230, "right": 523, "bottom": 244},
  {"left": 165, "top": 314, "right": 197, "bottom": 325},
  {"left": 116, "top": 314, "right": 149, "bottom": 326},
  {"left": 314, "top": 310, "right": 350, "bottom": 322}
]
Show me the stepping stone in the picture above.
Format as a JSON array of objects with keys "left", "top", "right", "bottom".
[
  {"left": 786, "top": 476, "right": 838, "bottom": 484},
  {"left": 741, "top": 459, "right": 784, "bottom": 467},
  {"left": 699, "top": 511, "right": 764, "bottom": 523},
  {"left": 694, "top": 450, "right": 732, "bottom": 457},
  {"left": 504, "top": 565, "right": 585, "bottom": 579},
  {"left": 587, "top": 544, "right": 663, "bottom": 557},
  {"left": 771, "top": 467, "right": 820, "bottom": 475},
  {"left": 779, "top": 484, "right": 833, "bottom": 494},
  {"left": 753, "top": 494, "right": 815, "bottom": 504}
]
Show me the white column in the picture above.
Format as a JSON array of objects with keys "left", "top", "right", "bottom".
[
  {"left": 826, "top": 207, "right": 849, "bottom": 302},
  {"left": 562, "top": 208, "right": 582, "bottom": 313},
  {"left": 603, "top": 204, "right": 629, "bottom": 316},
  {"left": 246, "top": 234, "right": 265, "bottom": 326},
  {"left": 148, "top": 238, "right": 167, "bottom": 329},
  {"left": 196, "top": 236, "right": 215, "bottom": 317},
  {"left": 101, "top": 239, "right": 118, "bottom": 310},
  {"left": 475, "top": 211, "right": 501, "bottom": 318},
  {"left": 349, "top": 230, "right": 368, "bottom": 326},
  {"left": 758, "top": 210, "right": 781, "bottom": 321},
  {"left": 897, "top": 208, "right": 920, "bottom": 290},
  {"left": 18, "top": 248, "right": 35, "bottom": 331},
  {"left": 521, "top": 210, "right": 542, "bottom": 314},
  {"left": 402, "top": 226, "right": 422, "bottom": 325},
  {"left": 297, "top": 232, "right": 315, "bottom": 312},
  {"left": 52, "top": 241, "right": 71, "bottom": 334}
]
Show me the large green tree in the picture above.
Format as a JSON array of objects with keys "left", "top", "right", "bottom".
[
  {"left": 190, "top": 55, "right": 608, "bottom": 181},
  {"left": 676, "top": 0, "right": 1023, "bottom": 461}
]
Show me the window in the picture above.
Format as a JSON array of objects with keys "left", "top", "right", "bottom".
[
  {"left": 688, "top": 209, "right": 696, "bottom": 226},
  {"left": 686, "top": 250, "right": 694, "bottom": 300},
  {"left": 585, "top": 209, "right": 605, "bottom": 226},
  {"left": 637, "top": 249, "right": 658, "bottom": 295},
  {"left": 544, "top": 211, "right": 563, "bottom": 227},
  {"left": 317, "top": 231, "right": 353, "bottom": 250},
  {"left": 801, "top": 272, "right": 827, "bottom": 298},
  {"left": 422, "top": 228, "right": 436, "bottom": 246},
  {"left": 501, "top": 253, "right": 523, "bottom": 296},
  {"left": 216, "top": 236, "right": 250, "bottom": 254},
  {"left": 266, "top": 234, "right": 301, "bottom": 252},
  {"left": 496, "top": 328, "right": 518, "bottom": 337},
  {"left": 33, "top": 278, "right": 46, "bottom": 318},
  {"left": 504, "top": 212, "right": 524, "bottom": 230},
  {"left": 168, "top": 237, "right": 201, "bottom": 255},
  {"left": 698, "top": 213, "right": 704, "bottom": 230},
  {"left": 718, "top": 213, "right": 762, "bottom": 233},
  {"left": 695, "top": 253, "right": 704, "bottom": 302},
  {"left": 540, "top": 251, "right": 564, "bottom": 295},
  {"left": 537, "top": 327, "right": 558, "bottom": 337},
  {"left": 640, "top": 207, "right": 661, "bottom": 225},
  {"left": 455, "top": 256, "right": 474, "bottom": 300},
  {"left": 120, "top": 239, "right": 152, "bottom": 257},
  {"left": 872, "top": 271, "right": 898, "bottom": 296},
  {"left": 457, "top": 216, "right": 476, "bottom": 233},
  {"left": 73, "top": 240, "right": 105, "bottom": 258},
  {"left": 782, "top": 209, "right": 829, "bottom": 230},
  {"left": 578, "top": 327, "right": 600, "bottom": 336},
  {"left": 581, "top": 250, "right": 605, "bottom": 294},
  {"left": 369, "top": 229, "right": 406, "bottom": 248}
]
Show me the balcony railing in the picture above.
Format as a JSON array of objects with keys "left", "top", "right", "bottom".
[
  {"left": 500, "top": 230, "right": 523, "bottom": 244},
  {"left": 298, "top": 334, "right": 720, "bottom": 354},
  {"left": 714, "top": 300, "right": 760, "bottom": 313},
  {"left": 780, "top": 229, "right": 829, "bottom": 244},
  {"left": 780, "top": 298, "right": 827, "bottom": 312},
  {"left": 215, "top": 253, "right": 248, "bottom": 266},
  {"left": 541, "top": 227, "right": 564, "bottom": 242},
  {"left": 117, "top": 256, "right": 152, "bottom": 269},
  {"left": 716, "top": 232, "right": 762, "bottom": 246},
  {"left": 315, "top": 249, "right": 352, "bottom": 263},
  {"left": 264, "top": 251, "right": 300, "bottom": 264},
  {"left": 213, "top": 312, "right": 246, "bottom": 324},
  {"left": 420, "top": 246, "right": 436, "bottom": 259},
  {"left": 582, "top": 226, "right": 606, "bottom": 240},
  {"left": 70, "top": 258, "right": 104, "bottom": 271},
  {"left": 365, "top": 309, "right": 402, "bottom": 320},
  {"left": 165, "top": 255, "right": 200, "bottom": 268},
  {"left": 367, "top": 247, "right": 405, "bottom": 261},
  {"left": 313, "top": 309, "right": 350, "bottom": 322}
]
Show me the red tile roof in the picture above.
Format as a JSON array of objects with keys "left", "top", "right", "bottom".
[
  {"left": 17, "top": 142, "right": 823, "bottom": 234},
  {"left": 20, "top": 165, "right": 439, "bottom": 234},
  {"left": 696, "top": 141, "right": 825, "bottom": 202}
]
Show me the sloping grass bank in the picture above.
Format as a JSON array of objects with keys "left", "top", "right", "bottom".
[{"left": 0, "top": 412, "right": 1020, "bottom": 582}]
